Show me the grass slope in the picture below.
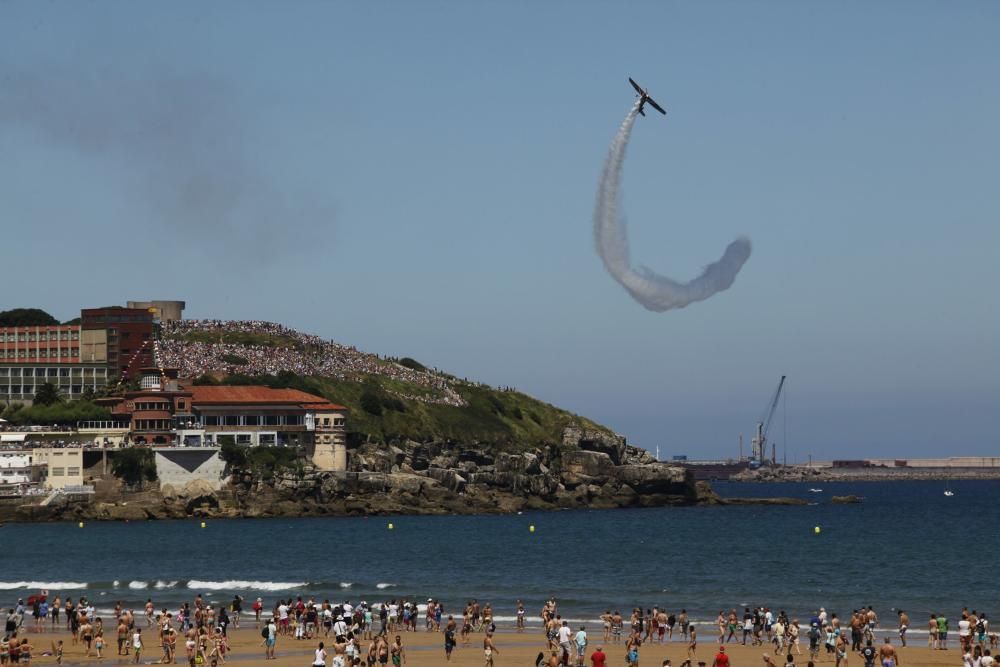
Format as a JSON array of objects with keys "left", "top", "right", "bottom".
[{"left": 201, "top": 372, "right": 610, "bottom": 451}]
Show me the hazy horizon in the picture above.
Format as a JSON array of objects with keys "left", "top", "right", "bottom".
[{"left": 2, "top": 2, "right": 997, "bottom": 459}]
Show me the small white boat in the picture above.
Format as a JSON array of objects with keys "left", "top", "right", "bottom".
[
  {"left": 944, "top": 490, "right": 955, "bottom": 497},
  {"left": 808, "top": 488, "right": 823, "bottom": 493}
]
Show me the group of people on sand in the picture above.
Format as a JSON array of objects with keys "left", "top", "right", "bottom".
[{"left": 5, "top": 591, "right": 1000, "bottom": 667}]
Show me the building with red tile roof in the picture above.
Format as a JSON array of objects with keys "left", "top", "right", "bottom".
[{"left": 108, "top": 370, "right": 348, "bottom": 471}]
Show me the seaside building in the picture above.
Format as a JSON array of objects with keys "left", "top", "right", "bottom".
[
  {"left": 32, "top": 447, "right": 87, "bottom": 489},
  {"left": 0, "top": 451, "right": 34, "bottom": 485},
  {"left": 0, "top": 323, "right": 110, "bottom": 403},
  {"left": 105, "top": 369, "right": 349, "bottom": 471},
  {"left": 0, "top": 303, "right": 159, "bottom": 404},
  {"left": 81, "top": 306, "right": 155, "bottom": 377}
]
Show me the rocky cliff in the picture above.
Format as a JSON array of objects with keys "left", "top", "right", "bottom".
[{"left": 3, "top": 429, "right": 710, "bottom": 522}]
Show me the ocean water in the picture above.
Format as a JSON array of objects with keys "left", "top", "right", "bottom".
[{"left": 0, "top": 480, "right": 996, "bottom": 625}]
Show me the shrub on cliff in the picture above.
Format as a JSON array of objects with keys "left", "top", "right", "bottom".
[
  {"left": 111, "top": 448, "right": 158, "bottom": 490},
  {"left": 360, "top": 390, "right": 383, "bottom": 416}
]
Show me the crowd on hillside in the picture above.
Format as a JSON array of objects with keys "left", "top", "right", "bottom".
[{"left": 156, "top": 320, "right": 467, "bottom": 407}]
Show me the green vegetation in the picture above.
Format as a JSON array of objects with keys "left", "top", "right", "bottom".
[
  {"left": 220, "top": 353, "right": 249, "bottom": 365},
  {"left": 219, "top": 442, "right": 303, "bottom": 480},
  {"left": 63, "top": 317, "right": 82, "bottom": 325},
  {"left": 0, "top": 308, "right": 58, "bottom": 327},
  {"left": 33, "top": 382, "right": 62, "bottom": 406},
  {"left": 1, "top": 400, "right": 112, "bottom": 426},
  {"left": 201, "top": 371, "right": 608, "bottom": 451},
  {"left": 111, "top": 448, "right": 158, "bottom": 489},
  {"left": 168, "top": 330, "right": 303, "bottom": 349}
]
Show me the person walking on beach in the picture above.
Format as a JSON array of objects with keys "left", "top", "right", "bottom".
[
  {"left": 391, "top": 635, "right": 405, "bottom": 667},
  {"left": 313, "top": 641, "right": 328, "bottom": 667},
  {"left": 879, "top": 638, "right": 899, "bottom": 667},
  {"left": 132, "top": 628, "right": 144, "bottom": 664},
  {"left": 483, "top": 631, "right": 499, "bottom": 667},
  {"left": 262, "top": 616, "right": 277, "bottom": 660},
  {"left": 575, "top": 627, "right": 588, "bottom": 667},
  {"left": 444, "top": 618, "right": 457, "bottom": 661},
  {"left": 688, "top": 625, "right": 698, "bottom": 658},
  {"left": 897, "top": 611, "right": 909, "bottom": 648},
  {"left": 712, "top": 645, "right": 730, "bottom": 667}
]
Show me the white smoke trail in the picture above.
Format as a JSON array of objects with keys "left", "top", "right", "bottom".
[{"left": 594, "top": 101, "right": 752, "bottom": 311}]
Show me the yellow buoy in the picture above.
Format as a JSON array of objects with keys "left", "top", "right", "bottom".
[
  {"left": 388, "top": 522, "right": 394, "bottom": 530},
  {"left": 200, "top": 522, "right": 206, "bottom": 529},
  {"left": 78, "top": 522, "right": 84, "bottom": 528},
  {"left": 814, "top": 526, "right": 821, "bottom": 534},
  {"left": 529, "top": 525, "right": 536, "bottom": 533}
]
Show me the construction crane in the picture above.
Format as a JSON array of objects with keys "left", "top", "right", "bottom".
[{"left": 750, "top": 375, "right": 786, "bottom": 466}]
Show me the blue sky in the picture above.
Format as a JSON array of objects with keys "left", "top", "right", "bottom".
[{"left": 2, "top": 1, "right": 997, "bottom": 459}]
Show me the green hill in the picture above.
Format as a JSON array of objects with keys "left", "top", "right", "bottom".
[{"left": 192, "top": 370, "right": 610, "bottom": 451}]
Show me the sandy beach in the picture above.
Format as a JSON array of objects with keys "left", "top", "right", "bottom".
[{"left": 6, "top": 623, "right": 969, "bottom": 667}]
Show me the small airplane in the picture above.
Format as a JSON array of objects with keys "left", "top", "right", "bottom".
[{"left": 629, "top": 77, "right": 666, "bottom": 116}]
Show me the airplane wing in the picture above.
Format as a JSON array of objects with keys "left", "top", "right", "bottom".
[
  {"left": 646, "top": 96, "right": 667, "bottom": 115},
  {"left": 628, "top": 77, "right": 644, "bottom": 94}
]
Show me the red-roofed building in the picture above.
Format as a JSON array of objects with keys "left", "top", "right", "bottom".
[{"left": 108, "top": 371, "right": 348, "bottom": 471}]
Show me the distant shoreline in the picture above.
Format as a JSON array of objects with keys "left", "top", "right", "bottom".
[{"left": 727, "top": 466, "right": 1000, "bottom": 483}]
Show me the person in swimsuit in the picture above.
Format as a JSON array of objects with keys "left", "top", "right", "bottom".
[
  {"left": 879, "top": 638, "right": 899, "bottom": 667},
  {"left": 483, "top": 632, "right": 499, "bottom": 667},
  {"left": 390, "top": 636, "right": 405, "bottom": 666},
  {"left": 17, "top": 640, "right": 32, "bottom": 667},
  {"left": 687, "top": 625, "right": 698, "bottom": 658}
]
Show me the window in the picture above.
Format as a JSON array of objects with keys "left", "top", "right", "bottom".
[
  {"left": 244, "top": 415, "right": 260, "bottom": 426},
  {"left": 264, "top": 415, "right": 280, "bottom": 426},
  {"left": 47, "top": 368, "right": 58, "bottom": 377},
  {"left": 224, "top": 415, "right": 239, "bottom": 426},
  {"left": 236, "top": 434, "right": 252, "bottom": 445},
  {"left": 285, "top": 415, "right": 301, "bottom": 426},
  {"left": 51, "top": 467, "right": 65, "bottom": 476},
  {"left": 334, "top": 417, "right": 345, "bottom": 427},
  {"left": 203, "top": 416, "right": 219, "bottom": 426},
  {"left": 67, "top": 466, "right": 81, "bottom": 476},
  {"left": 322, "top": 418, "right": 331, "bottom": 426}
]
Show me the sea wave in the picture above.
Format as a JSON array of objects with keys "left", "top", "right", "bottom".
[
  {"left": 155, "top": 581, "right": 179, "bottom": 590},
  {"left": 375, "top": 583, "right": 396, "bottom": 589},
  {"left": 128, "top": 581, "right": 149, "bottom": 590},
  {"left": 339, "top": 582, "right": 353, "bottom": 589},
  {"left": 0, "top": 581, "right": 88, "bottom": 590},
  {"left": 186, "top": 580, "right": 308, "bottom": 591}
]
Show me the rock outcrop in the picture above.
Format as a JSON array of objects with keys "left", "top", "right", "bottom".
[{"left": 0, "top": 427, "right": 708, "bottom": 522}]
